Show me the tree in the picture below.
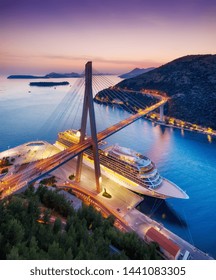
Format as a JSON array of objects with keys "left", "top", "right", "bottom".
[
  {"left": 1, "top": 167, "right": 8, "bottom": 174},
  {"left": 6, "top": 246, "right": 21, "bottom": 260},
  {"left": 4, "top": 218, "right": 24, "bottom": 246},
  {"left": 64, "top": 248, "right": 73, "bottom": 260},
  {"left": 7, "top": 196, "right": 25, "bottom": 217},
  {"left": 24, "top": 184, "right": 35, "bottom": 197},
  {"left": 65, "top": 216, "right": 73, "bottom": 232},
  {"left": 36, "top": 224, "right": 53, "bottom": 251},
  {"left": 43, "top": 209, "right": 51, "bottom": 224},
  {"left": 0, "top": 187, "right": 160, "bottom": 260},
  {"left": 68, "top": 174, "right": 75, "bottom": 180},
  {"left": 27, "top": 199, "right": 40, "bottom": 219},
  {"left": 75, "top": 242, "right": 86, "bottom": 259},
  {"left": 107, "top": 215, "right": 115, "bottom": 226},
  {"left": 27, "top": 236, "right": 40, "bottom": 259},
  {"left": 48, "top": 241, "right": 64, "bottom": 260},
  {"left": 53, "top": 218, "right": 62, "bottom": 234}
]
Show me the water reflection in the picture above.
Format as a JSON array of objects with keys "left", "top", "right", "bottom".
[
  {"left": 137, "top": 196, "right": 187, "bottom": 228},
  {"left": 1, "top": 76, "right": 216, "bottom": 258},
  {"left": 146, "top": 123, "right": 172, "bottom": 163},
  {"left": 207, "top": 134, "right": 212, "bottom": 143}
]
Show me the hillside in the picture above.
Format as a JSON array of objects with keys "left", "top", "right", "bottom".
[
  {"left": 117, "top": 55, "right": 216, "bottom": 129},
  {"left": 119, "top": 67, "right": 155, "bottom": 79},
  {"left": 45, "top": 72, "right": 80, "bottom": 78},
  {"left": 94, "top": 88, "right": 158, "bottom": 113},
  {"left": 0, "top": 186, "right": 159, "bottom": 260}
]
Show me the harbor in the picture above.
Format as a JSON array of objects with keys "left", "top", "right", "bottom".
[
  {"left": 1, "top": 75, "right": 216, "bottom": 259},
  {"left": 0, "top": 141, "right": 213, "bottom": 260}
]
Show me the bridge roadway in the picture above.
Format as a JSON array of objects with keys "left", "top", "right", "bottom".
[
  {"left": 0, "top": 97, "right": 167, "bottom": 198},
  {"left": 56, "top": 178, "right": 213, "bottom": 260},
  {"left": 0, "top": 94, "right": 214, "bottom": 259}
]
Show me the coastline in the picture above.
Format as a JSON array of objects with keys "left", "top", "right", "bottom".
[
  {"left": 145, "top": 115, "right": 216, "bottom": 139},
  {"left": 0, "top": 142, "right": 213, "bottom": 260},
  {"left": 94, "top": 87, "right": 216, "bottom": 140}
]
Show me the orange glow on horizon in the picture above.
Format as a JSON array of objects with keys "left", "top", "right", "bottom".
[{"left": 0, "top": 1, "right": 215, "bottom": 75}]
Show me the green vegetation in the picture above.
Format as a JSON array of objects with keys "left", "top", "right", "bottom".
[
  {"left": 117, "top": 55, "right": 216, "bottom": 130},
  {"left": 68, "top": 174, "right": 75, "bottom": 180},
  {"left": 0, "top": 186, "right": 160, "bottom": 260},
  {"left": 94, "top": 88, "right": 158, "bottom": 114},
  {"left": 40, "top": 176, "right": 57, "bottom": 186},
  {"left": 0, "top": 157, "right": 11, "bottom": 168},
  {"left": 102, "top": 188, "right": 112, "bottom": 198},
  {"left": 1, "top": 168, "right": 8, "bottom": 174}
]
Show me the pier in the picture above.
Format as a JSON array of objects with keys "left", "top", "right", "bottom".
[
  {"left": 0, "top": 62, "right": 213, "bottom": 260},
  {"left": 0, "top": 142, "right": 214, "bottom": 260}
]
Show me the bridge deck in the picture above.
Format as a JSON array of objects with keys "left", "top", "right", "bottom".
[{"left": 0, "top": 97, "right": 167, "bottom": 196}]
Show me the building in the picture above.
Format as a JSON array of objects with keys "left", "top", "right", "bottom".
[{"left": 145, "top": 227, "right": 181, "bottom": 260}]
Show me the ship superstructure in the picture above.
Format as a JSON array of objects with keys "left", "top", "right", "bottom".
[{"left": 55, "top": 129, "right": 189, "bottom": 199}]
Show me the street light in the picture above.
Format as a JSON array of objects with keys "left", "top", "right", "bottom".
[{"left": 99, "top": 176, "right": 102, "bottom": 185}]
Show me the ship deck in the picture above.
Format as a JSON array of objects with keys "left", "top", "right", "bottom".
[
  {"left": 155, "top": 178, "right": 189, "bottom": 199},
  {"left": 55, "top": 138, "right": 188, "bottom": 199}
]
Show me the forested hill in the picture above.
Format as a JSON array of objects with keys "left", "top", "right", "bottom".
[
  {"left": 0, "top": 186, "right": 160, "bottom": 260},
  {"left": 117, "top": 55, "right": 216, "bottom": 129}
]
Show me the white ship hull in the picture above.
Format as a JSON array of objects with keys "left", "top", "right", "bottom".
[
  {"left": 82, "top": 154, "right": 188, "bottom": 199},
  {"left": 55, "top": 139, "right": 188, "bottom": 200}
]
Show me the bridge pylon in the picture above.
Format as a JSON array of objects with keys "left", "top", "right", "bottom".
[
  {"left": 75, "top": 61, "right": 102, "bottom": 193},
  {"left": 160, "top": 104, "right": 164, "bottom": 122}
]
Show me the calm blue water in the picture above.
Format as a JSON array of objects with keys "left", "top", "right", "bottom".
[{"left": 0, "top": 76, "right": 216, "bottom": 258}]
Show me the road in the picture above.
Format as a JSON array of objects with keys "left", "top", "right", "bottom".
[
  {"left": 0, "top": 89, "right": 213, "bottom": 260},
  {"left": 58, "top": 177, "right": 213, "bottom": 260},
  {"left": 0, "top": 95, "right": 168, "bottom": 198},
  {"left": 67, "top": 185, "right": 130, "bottom": 232}
]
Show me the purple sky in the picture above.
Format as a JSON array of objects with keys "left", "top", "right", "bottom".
[{"left": 0, "top": 0, "right": 215, "bottom": 74}]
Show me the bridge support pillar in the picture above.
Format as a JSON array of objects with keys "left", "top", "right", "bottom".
[
  {"left": 76, "top": 61, "right": 102, "bottom": 193},
  {"left": 160, "top": 105, "right": 164, "bottom": 122}
]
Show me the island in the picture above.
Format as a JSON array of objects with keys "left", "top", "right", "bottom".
[
  {"left": 7, "top": 72, "right": 115, "bottom": 79},
  {"left": 7, "top": 72, "right": 81, "bottom": 79},
  {"left": 29, "top": 81, "right": 69, "bottom": 87}
]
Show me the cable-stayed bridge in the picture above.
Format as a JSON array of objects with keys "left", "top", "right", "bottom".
[
  {"left": 0, "top": 62, "right": 167, "bottom": 197},
  {"left": 0, "top": 62, "right": 214, "bottom": 260}
]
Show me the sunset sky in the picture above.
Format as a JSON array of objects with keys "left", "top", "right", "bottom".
[{"left": 0, "top": 0, "right": 215, "bottom": 74}]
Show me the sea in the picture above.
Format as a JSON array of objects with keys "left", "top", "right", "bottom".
[{"left": 0, "top": 75, "right": 216, "bottom": 258}]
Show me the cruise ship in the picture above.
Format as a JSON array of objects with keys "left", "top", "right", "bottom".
[{"left": 55, "top": 129, "right": 189, "bottom": 200}]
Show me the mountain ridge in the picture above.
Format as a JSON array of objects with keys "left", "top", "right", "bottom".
[
  {"left": 7, "top": 72, "right": 81, "bottom": 79},
  {"left": 119, "top": 67, "right": 155, "bottom": 79},
  {"left": 117, "top": 54, "right": 216, "bottom": 129}
]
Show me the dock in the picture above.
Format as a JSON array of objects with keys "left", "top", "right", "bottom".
[{"left": 0, "top": 143, "right": 214, "bottom": 260}]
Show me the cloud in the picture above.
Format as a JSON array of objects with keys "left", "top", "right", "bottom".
[
  {"left": 0, "top": 52, "right": 161, "bottom": 74},
  {"left": 38, "top": 54, "right": 160, "bottom": 67}
]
